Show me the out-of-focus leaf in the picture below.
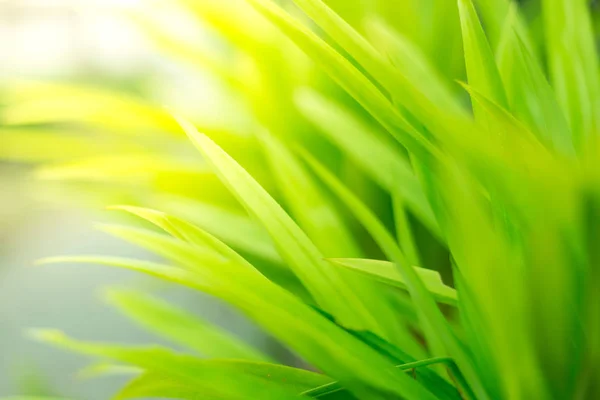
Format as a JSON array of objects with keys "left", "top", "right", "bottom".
[
  {"left": 41, "top": 239, "right": 440, "bottom": 400},
  {"left": 248, "top": 0, "right": 467, "bottom": 163},
  {"left": 245, "top": 0, "right": 435, "bottom": 161},
  {"left": 115, "top": 372, "right": 203, "bottom": 400},
  {"left": 327, "top": 258, "right": 457, "bottom": 306},
  {"left": 31, "top": 330, "right": 320, "bottom": 399},
  {"left": 295, "top": 89, "right": 439, "bottom": 237},
  {"left": 123, "top": 201, "right": 312, "bottom": 300},
  {"left": 106, "top": 288, "right": 271, "bottom": 361},
  {"left": 257, "top": 130, "right": 360, "bottom": 257},
  {"left": 34, "top": 156, "right": 207, "bottom": 182},
  {"left": 108, "top": 203, "right": 309, "bottom": 298},
  {"left": 391, "top": 194, "right": 421, "bottom": 267},
  {"left": 1, "top": 83, "right": 179, "bottom": 134},
  {"left": 542, "top": 0, "right": 600, "bottom": 151},
  {"left": 365, "top": 18, "right": 462, "bottom": 114},
  {"left": 77, "top": 362, "right": 140, "bottom": 380},
  {"left": 473, "top": 0, "right": 512, "bottom": 49},
  {"left": 460, "top": 83, "right": 541, "bottom": 151},
  {"left": 151, "top": 195, "right": 281, "bottom": 263},
  {"left": 496, "top": 5, "right": 574, "bottom": 154},
  {"left": 0, "top": 130, "right": 144, "bottom": 163},
  {"left": 437, "top": 165, "right": 551, "bottom": 399},
  {"left": 458, "top": 0, "right": 508, "bottom": 115}
]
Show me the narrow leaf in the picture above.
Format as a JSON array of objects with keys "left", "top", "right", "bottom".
[
  {"left": 106, "top": 288, "right": 271, "bottom": 361},
  {"left": 327, "top": 258, "right": 457, "bottom": 306},
  {"left": 300, "top": 150, "right": 488, "bottom": 400},
  {"left": 245, "top": 0, "right": 436, "bottom": 161},
  {"left": 257, "top": 130, "right": 413, "bottom": 346},
  {"left": 38, "top": 256, "right": 439, "bottom": 400},
  {"left": 257, "top": 130, "right": 361, "bottom": 257},
  {"left": 152, "top": 195, "right": 281, "bottom": 264},
  {"left": 295, "top": 89, "right": 439, "bottom": 236},
  {"left": 496, "top": 5, "right": 574, "bottom": 154},
  {"left": 542, "top": 0, "right": 600, "bottom": 151},
  {"left": 32, "top": 331, "right": 315, "bottom": 399},
  {"left": 115, "top": 372, "right": 203, "bottom": 400},
  {"left": 181, "top": 117, "right": 393, "bottom": 337},
  {"left": 458, "top": 0, "right": 508, "bottom": 112}
]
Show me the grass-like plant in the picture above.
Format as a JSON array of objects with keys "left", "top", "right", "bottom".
[{"left": 2, "top": 0, "right": 599, "bottom": 399}]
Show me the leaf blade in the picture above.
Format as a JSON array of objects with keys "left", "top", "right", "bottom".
[
  {"left": 458, "top": 0, "right": 508, "bottom": 112},
  {"left": 106, "top": 288, "right": 272, "bottom": 362},
  {"left": 180, "top": 117, "right": 394, "bottom": 337},
  {"left": 295, "top": 89, "right": 439, "bottom": 237},
  {"left": 327, "top": 258, "right": 457, "bottom": 306}
]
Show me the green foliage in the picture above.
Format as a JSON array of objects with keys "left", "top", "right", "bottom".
[{"left": 3, "top": 0, "right": 600, "bottom": 399}]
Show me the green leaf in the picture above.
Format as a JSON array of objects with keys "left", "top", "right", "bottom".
[
  {"left": 295, "top": 89, "right": 439, "bottom": 237},
  {"left": 257, "top": 130, "right": 413, "bottom": 347},
  {"left": 0, "top": 129, "right": 144, "bottom": 163},
  {"left": 458, "top": 0, "right": 508, "bottom": 113},
  {"left": 542, "top": 0, "right": 600, "bottom": 151},
  {"left": 181, "top": 117, "right": 394, "bottom": 337},
  {"left": 453, "top": 268, "right": 503, "bottom": 399},
  {"left": 472, "top": 0, "right": 512, "bottom": 49},
  {"left": 244, "top": 0, "right": 435, "bottom": 161},
  {"left": 338, "top": 331, "right": 463, "bottom": 400},
  {"left": 437, "top": 164, "right": 552, "bottom": 399},
  {"left": 1, "top": 82, "right": 179, "bottom": 134},
  {"left": 459, "top": 83, "right": 542, "bottom": 150},
  {"left": 39, "top": 251, "right": 438, "bottom": 398},
  {"left": 94, "top": 224, "right": 264, "bottom": 288},
  {"left": 257, "top": 130, "right": 361, "bottom": 257},
  {"left": 152, "top": 195, "right": 281, "bottom": 264},
  {"left": 77, "top": 362, "right": 140, "bottom": 380},
  {"left": 327, "top": 258, "right": 457, "bottom": 306},
  {"left": 34, "top": 155, "right": 208, "bottom": 183},
  {"left": 106, "top": 206, "right": 249, "bottom": 265},
  {"left": 426, "top": 0, "right": 464, "bottom": 83},
  {"left": 126, "top": 201, "right": 309, "bottom": 301},
  {"left": 271, "top": 0, "right": 423, "bottom": 114},
  {"left": 38, "top": 255, "right": 241, "bottom": 301},
  {"left": 496, "top": 5, "right": 574, "bottom": 154},
  {"left": 365, "top": 18, "right": 463, "bottom": 115},
  {"left": 105, "top": 288, "right": 272, "bottom": 361},
  {"left": 115, "top": 372, "right": 204, "bottom": 400},
  {"left": 300, "top": 150, "right": 487, "bottom": 400},
  {"left": 458, "top": 82, "right": 559, "bottom": 182},
  {"left": 305, "top": 357, "right": 458, "bottom": 399},
  {"left": 31, "top": 330, "right": 320, "bottom": 399},
  {"left": 248, "top": 0, "right": 465, "bottom": 159},
  {"left": 391, "top": 194, "right": 421, "bottom": 267}
]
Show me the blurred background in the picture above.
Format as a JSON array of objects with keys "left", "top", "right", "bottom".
[
  {"left": 4, "top": 0, "right": 598, "bottom": 398},
  {"left": 0, "top": 1, "right": 270, "bottom": 398}
]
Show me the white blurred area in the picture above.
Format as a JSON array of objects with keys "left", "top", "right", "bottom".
[
  {"left": 0, "top": 1, "right": 266, "bottom": 398},
  {"left": 0, "top": 0, "right": 151, "bottom": 78},
  {"left": 0, "top": 0, "right": 240, "bottom": 126}
]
